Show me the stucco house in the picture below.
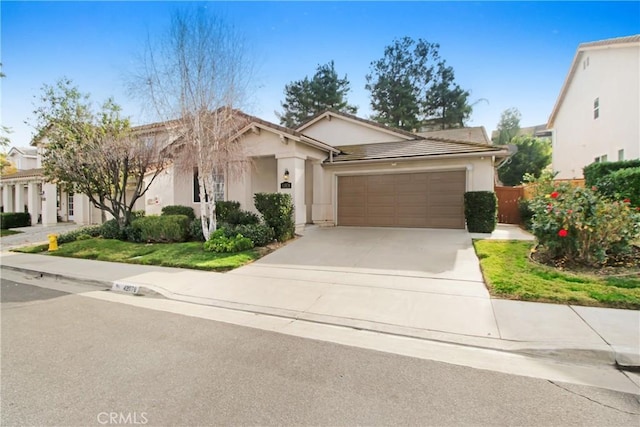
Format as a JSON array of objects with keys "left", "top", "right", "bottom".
[
  {"left": 547, "top": 34, "right": 640, "bottom": 179},
  {"left": 144, "top": 110, "right": 508, "bottom": 231},
  {"left": 1, "top": 110, "right": 507, "bottom": 231}
]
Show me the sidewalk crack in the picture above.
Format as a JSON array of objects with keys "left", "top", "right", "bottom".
[{"left": 547, "top": 380, "right": 640, "bottom": 415}]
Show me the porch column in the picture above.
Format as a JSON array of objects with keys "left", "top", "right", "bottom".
[
  {"left": 2, "top": 184, "right": 13, "bottom": 213},
  {"left": 276, "top": 154, "right": 306, "bottom": 232},
  {"left": 41, "top": 182, "right": 58, "bottom": 225},
  {"left": 73, "top": 193, "right": 87, "bottom": 225},
  {"left": 27, "top": 182, "right": 40, "bottom": 225},
  {"left": 311, "top": 161, "right": 331, "bottom": 225},
  {"left": 14, "top": 183, "right": 25, "bottom": 213}
]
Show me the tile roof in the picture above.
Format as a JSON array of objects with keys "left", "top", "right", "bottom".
[
  {"left": 2, "top": 168, "right": 44, "bottom": 180},
  {"left": 418, "top": 127, "right": 490, "bottom": 144},
  {"left": 329, "top": 137, "right": 508, "bottom": 163}
]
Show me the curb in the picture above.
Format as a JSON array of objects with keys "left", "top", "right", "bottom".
[{"left": 2, "top": 264, "right": 636, "bottom": 370}]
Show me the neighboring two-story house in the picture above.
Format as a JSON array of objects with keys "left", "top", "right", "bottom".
[{"left": 547, "top": 34, "right": 640, "bottom": 179}]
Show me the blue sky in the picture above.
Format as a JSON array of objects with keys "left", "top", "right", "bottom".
[{"left": 2, "top": 1, "right": 639, "bottom": 147}]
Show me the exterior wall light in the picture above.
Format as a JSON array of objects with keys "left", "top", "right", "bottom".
[{"left": 283, "top": 169, "right": 290, "bottom": 181}]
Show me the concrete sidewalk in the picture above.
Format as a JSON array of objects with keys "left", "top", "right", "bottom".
[{"left": 1, "top": 249, "right": 638, "bottom": 368}]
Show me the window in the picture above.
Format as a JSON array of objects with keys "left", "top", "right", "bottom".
[
  {"left": 193, "top": 168, "right": 225, "bottom": 203},
  {"left": 594, "top": 154, "right": 608, "bottom": 164},
  {"left": 593, "top": 97, "right": 599, "bottom": 119},
  {"left": 618, "top": 149, "right": 625, "bottom": 161}
]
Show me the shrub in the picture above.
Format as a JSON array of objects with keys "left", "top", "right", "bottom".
[
  {"left": 161, "top": 205, "right": 195, "bottom": 220},
  {"left": 518, "top": 199, "right": 534, "bottom": 231},
  {"left": 254, "top": 193, "right": 295, "bottom": 241},
  {"left": 225, "top": 223, "right": 275, "bottom": 247},
  {"left": 215, "top": 201, "right": 241, "bottom": 223},
  {"left": 100, "top": 219, "right": 123, "bottom": 240},
  {"left": 529, "top": 184, "right": 640, "bottom": 266},
  {"left": 0, "top": 212, "right": 31, "bottom": 229},
  {"left": 203, "top": 229, "right": 254, "bottom": 253},
  {"left": 224, "top": 209, "right": 260, "bottom": 226},
  {"left": 596, "top": 167, "right": 640, "bottom": 208},
  {"left": 57, "top": 225, "right": 103, "bottom": 244},
  {"left": 583, "top": 159, "right": 640, "bottom": 187},
  {"left": 464, "top": 191, "right": 497, "bottom": 233},
  {"left": 130, "top": 215, "right": 190, "bottom": 243},
  {"left": 189, "top": 217, "right": 205, "bottom": 242}
]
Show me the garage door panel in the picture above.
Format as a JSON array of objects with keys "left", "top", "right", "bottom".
[
  {"left": 367, "top": 206, "right": 395, "bottom": 216},
  {"left": 338, "top": 171, "right": 466, "bottom": 229},
  {"left": 367, "top": 195, "right": 396, "bottom": 206}
]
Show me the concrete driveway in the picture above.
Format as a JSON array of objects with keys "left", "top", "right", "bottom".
[
  {"left": 228, "top": 226, "right": 499, "bottom": 338},
  {"left": 248, "top": 226, "right": 484, "bottom": 281}
]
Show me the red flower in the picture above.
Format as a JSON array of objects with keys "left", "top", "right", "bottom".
[
  {"left": 567, "top": 209, "right": 573, "bottom": 214},
  {"left": 591, "top": 186, "right": 598, "bottom": 191},
  {"left": 558, "top": 229, "right": 568, "bottom": 238},
  {"left": 550, "top": 191, "right": 559, "bottom": 199},
  {"left": 623, "top": 198, "right": 631, "bottom": 203}
]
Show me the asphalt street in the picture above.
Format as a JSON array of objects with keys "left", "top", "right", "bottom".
[{"left": 1, "top": 276, "right": 639, "bottom": 426}]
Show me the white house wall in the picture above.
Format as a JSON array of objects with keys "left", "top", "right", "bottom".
[
  {"left": 300, "top": 116, "right": 407, "bottom": 146},
  {"left": 144, "top": 167, "right": 175, "bottom": 215},
  {"left": 552, "top": 45, "right": 640, "bottom": 178}
]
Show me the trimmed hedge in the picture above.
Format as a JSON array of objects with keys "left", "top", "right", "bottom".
[
  {"left": 464, "top": 191, "right": 497, "bottom": 233},
  {"left": 189, "top": 218, "right": 205, "bottom": 242},
  {"left": 161, "top": 205, "right": 195, "bottom": 220},
  {"left": 583, "top": 159, "right": 640, "bottom": 187},
  {"left": 0, "top": 212, "right": 31, "bottom": 229},
  {"left": 254, "top": 193, "right": 295, "bottom": 242},
  {"left": 100, "top": 219, "right": 123, "bottom": 240},
  {"left": 130, "top": 215, "right": 190, "bottom": 243},
  {"left": 215, "top": 201, "right": 241, "bottom": 223},
  {"left": 57, "top": 225, "right": 102, "bottom": 244},
  {"left": 221, "top": 223, "right": 275, "bottom": 247},
  {"left": 224, "top": 209, "right": 260, "bottom": 226},
  {"left": 596, "top": 166, "right": 640, "bottom": 207}
]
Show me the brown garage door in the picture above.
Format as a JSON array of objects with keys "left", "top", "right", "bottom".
[{"left": 338, "top": 171, "right": 466, "bottom": 229}]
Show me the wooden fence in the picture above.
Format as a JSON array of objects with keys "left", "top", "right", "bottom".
[
  {"left": 495, "top": 179, "right": 585, "bottom": 224},
  {"left": 495, "top": 186, "right": 524, "bottom": 224}
]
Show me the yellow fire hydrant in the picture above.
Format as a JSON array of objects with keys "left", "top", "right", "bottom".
[{"left": 48, "top": 234, "right": 59, "bottom": 251}]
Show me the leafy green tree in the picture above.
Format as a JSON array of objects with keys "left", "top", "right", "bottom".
[
  {"left": 366, "top": 37, "right": 472, "bottom": 131},
  {"left": 498, "top": 135, "right": 552, "bottom": 186},
  {"left": 365, "top": 37, "right": 436, "bottom": 131},
  {"left": 423, "top": 60, "right": 472, "bottom": 129},
  {"left": 32, "top": 78, "right": 169, "bottom": 228},
  {"left": 493, "top": 107, "right": 521, "bottom": 145},
  {"left": 278, "top": 61, "right": 357, "bottom": 128}
]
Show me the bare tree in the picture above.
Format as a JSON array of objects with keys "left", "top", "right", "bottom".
[
  {"left": 132, "top": 7, "right": 254, "bottom": 240},
  {"left": 32, "top": 79, "right": 170, "bottom": 228}
]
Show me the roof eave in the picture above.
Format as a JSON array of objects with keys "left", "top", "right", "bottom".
[{"left": 324, "top": 150, "right": 509, "bottom": 165}]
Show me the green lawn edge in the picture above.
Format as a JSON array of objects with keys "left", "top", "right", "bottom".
[
  {"left": 473, "top": 240, "right": 640, "bottom": 310},
  {"left": 12, "top": 239, "right": 261, "bottom": 272}
]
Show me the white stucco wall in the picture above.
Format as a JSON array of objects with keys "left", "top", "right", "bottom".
[
  {"left": 144, "top": 167, "right": 175, "bottom": 216},
  {"left": 300, "top": 116, "right": 407, "bottom": 146},
  {"left": 552, "top": 44, "right": 640, "bottom": 179}
]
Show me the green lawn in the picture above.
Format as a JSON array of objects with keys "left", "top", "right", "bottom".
[
  {"left": 0, "top": 229, "right": 23, "bottom": 237},
  {"left": 473, "top": 240, "right": 640, "bottom": 309},
  {"left": 13, "top": 238, "right": 260, "bottom": 271}
]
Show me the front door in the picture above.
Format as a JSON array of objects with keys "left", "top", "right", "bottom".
[{"left": 68, "top": 193, "right": 75, "bottom": 221}]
